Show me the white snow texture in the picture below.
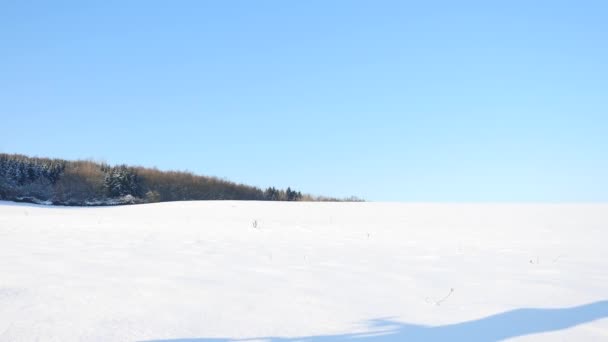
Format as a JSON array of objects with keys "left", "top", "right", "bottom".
[{"left": 1, "top": 201, "right": 607, "bottom": 341}]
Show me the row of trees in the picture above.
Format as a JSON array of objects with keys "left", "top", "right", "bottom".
[
  {"left": 0, "top": 153, "right": 358, "bottom": 205},
  {"left": 263, "top": 187, "right": 302, "bottom": 201}
]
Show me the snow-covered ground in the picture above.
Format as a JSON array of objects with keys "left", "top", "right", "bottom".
[{"left": 0, "top": 200, "right": 607, "bottom": 341}]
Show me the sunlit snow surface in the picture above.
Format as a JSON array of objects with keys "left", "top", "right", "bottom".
[{"left": 1, "top": 201, "right": 607, "bottom": 341}]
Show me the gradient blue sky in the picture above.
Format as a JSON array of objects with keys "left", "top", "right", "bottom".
[{"left": 1, "top": 1, "right": 607, "bottom": 201}]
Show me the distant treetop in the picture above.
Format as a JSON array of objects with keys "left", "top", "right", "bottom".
[{"left": 0, "top": 153, "right": 362, "bottom": 206}]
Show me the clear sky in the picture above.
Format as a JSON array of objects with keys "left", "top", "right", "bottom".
[{"left": 1, "top": 1, "right": 607, "bottom": 201}]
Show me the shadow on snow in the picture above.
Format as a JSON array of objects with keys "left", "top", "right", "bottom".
[{"left": 142, "top": 300, "right": 608, "bottom": 342}]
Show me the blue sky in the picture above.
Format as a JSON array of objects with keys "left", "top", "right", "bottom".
[{"left": 1, "top": 1, "right": 607, "bottom": 201}]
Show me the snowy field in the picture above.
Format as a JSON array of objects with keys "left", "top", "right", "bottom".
[{"left": 1, "top": 200, "right": 607, "bottom": 341}]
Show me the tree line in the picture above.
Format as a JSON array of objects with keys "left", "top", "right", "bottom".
[{"left": 0, "top": 153, "right": 361, "bottom": 205}]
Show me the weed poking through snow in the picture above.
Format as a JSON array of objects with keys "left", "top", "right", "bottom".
[{"left": 426, "top": 288, "right": 454, "bottom": 306}]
